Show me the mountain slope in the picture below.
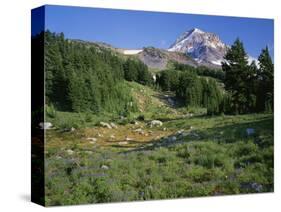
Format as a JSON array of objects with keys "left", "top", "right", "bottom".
[{"left": 137, "top": 47, "right": 198, "bottom": 70}]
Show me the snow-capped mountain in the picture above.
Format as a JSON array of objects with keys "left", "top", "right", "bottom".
[{"left": 168, "top": 28, "right": 229, "bottom": 66}]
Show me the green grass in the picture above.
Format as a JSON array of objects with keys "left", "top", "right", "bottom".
[{"left": 45, "top": 113, "right": 273, "bottom": 206}]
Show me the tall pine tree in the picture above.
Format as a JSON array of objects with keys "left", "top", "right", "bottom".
[
  {"left": 222, "top": 38, "right": 252, "bottom": 114},
  {"left": 257, "top": 46, "right": 274, "bottom": 112}
]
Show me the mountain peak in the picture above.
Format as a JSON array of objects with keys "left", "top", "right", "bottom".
[
  {"left": 168, "top": 28, "right": 228, "bottom": 66},
  {"left": 191, "top": 28, "right": 204, "bottom": 33}
]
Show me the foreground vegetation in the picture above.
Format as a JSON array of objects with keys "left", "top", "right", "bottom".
[{"left": 45, "top": 113, "right": 273, "bottom": 205}]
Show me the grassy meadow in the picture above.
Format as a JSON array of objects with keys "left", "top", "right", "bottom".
[{"left": 45, "top": 82, "right": 273, "bottom": 206}]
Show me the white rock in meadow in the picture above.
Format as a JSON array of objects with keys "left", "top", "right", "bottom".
[
  {"left": 86, "top": 137, "right": 97, "bottom": 142},
  {"left": 118, "top": 141, "right": 129, "bottom": 145},
  {"left": 70, "top": 127, "right": 76, "bottom": 132},
  {"left": 101, "top": 165, "right": 109, "bottom": 170},
  {"left": 176, "top": 129, "right": 185, "bottom": 135},
  {"left": 125, "top": 136, "right": 133, "bottom": 141},
  {"left": 150, "top": 120, "right": 163, "bottom": 128},
  {"left": 134, "top": 128, "right": 143, "bottom": 132},
  {"left": 110, "top": 122, "right": 118, "bottom": 129},
  {"left": 39, "top": 122, "right": 53, "bottom": 130},
  {"left": 100, "top": 122, "right": 112, "bottom": 129}
]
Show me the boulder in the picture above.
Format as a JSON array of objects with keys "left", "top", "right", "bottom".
[
  {"left": 167, "top": 136, "right": 177, "bottom": 142},
  {"left": 97, "top": 133, "right": 103, "bottom": 137},
  {"left": 125, "top": 136, "right": 133, "bottom": 141},
  {"left": 134, "top": 128, "right": 143, "bottom": 132},
  {"left": 39, "top": 122, "right": 53, "bottom": 130},
  {"left": 134, "top": 128, "right": 144, "bottom": 135},
  {"left": 171, "top": 136, "right": 177, "bottom": 142},
  {"left": 241, "top": 182, "right": 263, "bottom": 192},
  {"left": 118, "top": 141, "right": 128, "bottom": 145},
  {"left": 101, "top": 165, "right": 109, "bottom": 170},
  {"left": 246, "top": 128, "right": 255, "bottom": 136},
  {"left": 71, "top": 127, "right": 76, "bottom": 132},
  {"left": 176, "top": 129, "right": 185, "bottom": 135},
  {"left": 86, "top": 137, "right": 97, "bottom": 142},
  {"left": 150, "top": 120, "right": 163, "bottom": 128},
  {"left": 110, "top": 122, "right": 118, "bottom": 129},
  {"left": 100, "top": 122, "right": 112, "bottom": 129}
]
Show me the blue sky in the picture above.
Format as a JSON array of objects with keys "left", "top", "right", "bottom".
[{"left": 36, "top": 5, "right": 274, "bottom": 58}]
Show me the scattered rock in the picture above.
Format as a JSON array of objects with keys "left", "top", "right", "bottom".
[
  {"left": 86, "top": 137, "right": 97, "bottom": 142},
  {"left": 134, "top": 128, "right": 144, "bottom": 135},
  {"left": 100, "top": 122, "right": 112, "bottom": 129},
  {"left": 101, "top": 165, "right": 109, "bottom": 170},
  {"left": 125, "top": 136, "right": 133, "bottom": 141},
  {"left": 251, "top": 183, "right": 263, "bottom": 192},
  {"left": 110, "top": 135, "right": 115, "bottom": 139},
  {"left": 39, "top": 122, "right": 53, "bottom": 130},
  {"left": 61, "top": 127, "right": 76, "bottom": 132},
  {"left": 246, "top": 128, "right": 255, "bottom": 136},
  {"left": 70, "top": 127, "right": 76, "bottom": 132},
  {"left": 168, "top": 136, "right": 177, "bottom": 142},
  {"left": 163, "top": 127, "right": 167, "bottom": 131},
  {"left": 97, "top": 133, "right": 103, "bottom": 137},
  {"left": 182, "top": 113, "right": 193, "bottom": 118},
  {"left": 176, "top": 129, "right": 185, "bottom": 135},
  {"left": 66, "top": 149, "right": 74, "bottom": 155},
  {"left": 134, "top": 128, "right": 143, "bottom": 132},
  {"left": 150, "top": 120, "right": 163, "bottom": 128},
  {"left": 118, "top": 141, "right": 128, "bottom": 145},
  {"left": 241, "top": 182, "right": 263, "bottom": 192},
  {"left": 167, "top": 98, "right": 175, "bottom": 106},
  {"left": 110, "top": 122, "right": 118, "bottom": 129}
]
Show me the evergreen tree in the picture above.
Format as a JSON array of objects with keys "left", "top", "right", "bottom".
[
  {"left": 257, "top": 46, "right": 274, "bottom": 112},
  {"left": 222, "top": 38, "right": 253, "bottom": 114}
]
